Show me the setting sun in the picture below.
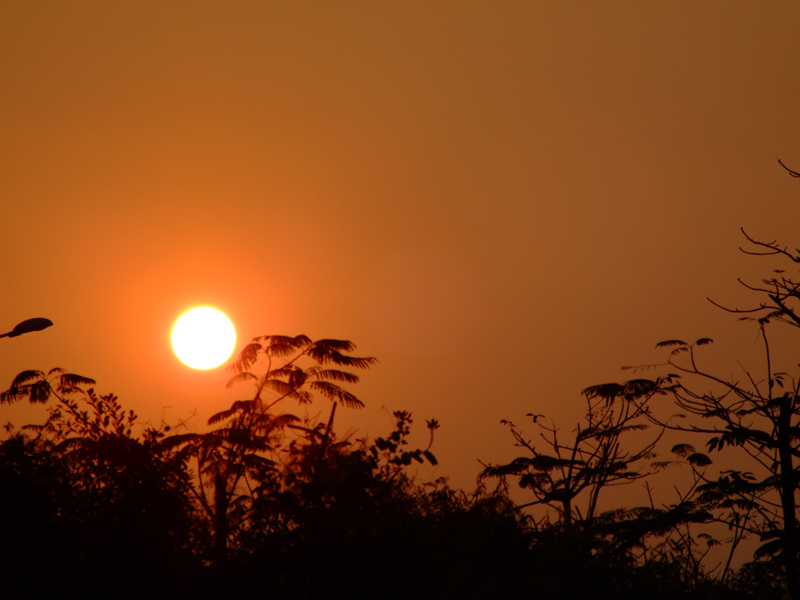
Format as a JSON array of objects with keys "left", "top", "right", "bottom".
[{"left": 171, "top": 307, "right": 236, "bottom": 369}]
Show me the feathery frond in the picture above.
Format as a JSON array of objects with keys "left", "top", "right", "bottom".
[
  {"left": 671, "top": 444, "right": 696, "bottom": 458},
  {"left": 308, "top": 367, "right": 360, "bottom": 384},
  {"left": 207, "top": 400, "right": 256, "bottom": 425},
  {"left": 57, "top": 373, "right": 97, "bottom": 393},
  {"left": 9, "top": 370, "right": 45, "bottom": 388},
  {"left": 655, "top": 340, "right": 687, "bottom": 348},
  {"left": 225, "top": 371, "right": 259, "bottom": 389},
  {"left": 228, "top": 343, "right": 262, "bottom": 374},
  {"left": 309, "top": 381, "right": 365, "bottom": 408}
]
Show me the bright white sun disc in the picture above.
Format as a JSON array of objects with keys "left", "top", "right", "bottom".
[{"left": 172, "top": 307, "right": 236, "bottom": 369}]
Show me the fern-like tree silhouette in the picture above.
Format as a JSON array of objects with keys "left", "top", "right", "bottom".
[
  {"left": 164, "top": 335, "right": 377, "bottom": 565},
  {"left": 1, "top": 368, "right": 96, "bottom": 410}
]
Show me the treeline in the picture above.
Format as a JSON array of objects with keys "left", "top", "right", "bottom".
[
  {"left": 0, "top": 339, "right": 783, "bottom": 600},
  {"left": 2, "top": 162, "right": 798, "bottom": 599}
]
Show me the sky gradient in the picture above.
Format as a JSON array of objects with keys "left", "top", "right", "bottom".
[{"left": 2, "top": 1, "right": 800, "bottom": 492}]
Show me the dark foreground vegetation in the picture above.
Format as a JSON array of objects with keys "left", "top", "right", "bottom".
[
  {"left": 1, "top": 162, "right": 798, "bottom": 599},
  {"left": 0, "top": 371, "right": 763, "bottom": 600}
]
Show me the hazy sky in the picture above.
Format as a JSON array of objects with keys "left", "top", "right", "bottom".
[{"left": 2, "top": 1, "right": 799, "bottom": 492}]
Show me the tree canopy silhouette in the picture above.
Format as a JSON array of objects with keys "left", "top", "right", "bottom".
[
  {"left": 3, "top": 316, "right": 796, "bottom": 599},
  {"left": 582, "top": 159, "right": 800, "bottom": 599}
]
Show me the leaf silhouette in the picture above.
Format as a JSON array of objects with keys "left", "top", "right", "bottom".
[
  {"left": 671, "top": 443, "right": 696, "bottom": 458},
  {"left": 655, "top": 340, "right": 687, "bottom": 348},
  {"left": 687, "top": 452, "right": 712, "bottom": 467}
]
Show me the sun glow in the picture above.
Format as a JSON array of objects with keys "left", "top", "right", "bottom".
[{"left": 171, "top": 307, "right": 236, "bottom": 369}]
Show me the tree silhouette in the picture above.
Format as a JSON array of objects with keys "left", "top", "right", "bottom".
[
  {"left": 1, "top": 367, "right": 95, "bottom": 408},
  {"left": 586, "top": 160, "right": 800, "bottom": 599},
  {"left": 164, "top": 335, "right": 377, "bottom": 565},
  {"left": 481, "top": 382, "right": 667, "bottom": 530},
  {"left": 9, "top": 321, "right": 799, "bottom": 595},
  {"left": 0, "top": 370, "right": 199, "bottom": 597}
]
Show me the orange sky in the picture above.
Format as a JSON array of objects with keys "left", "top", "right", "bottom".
[{"left": 2, "top": 1, "right": 800, "bottom": 493}]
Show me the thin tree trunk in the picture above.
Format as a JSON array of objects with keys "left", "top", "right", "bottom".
[
  {"left": 778, "top": 394, "right": 799, "bottom": 600},
  {"left": 322, "top": 402, "right": 337, "bottom": 451},
  {"left": 562, "top": 497, "right": 572, "bottom": 530},
  {"left": 213, "top": 473, "right": 230, "bottom": 566}
]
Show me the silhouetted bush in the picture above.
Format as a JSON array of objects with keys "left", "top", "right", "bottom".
[
  {"left": 3, "top": 335, "right": 777, "bottom": 598},
  {"left": 0, "top": 388, "right": 201, "bottom": 598}
]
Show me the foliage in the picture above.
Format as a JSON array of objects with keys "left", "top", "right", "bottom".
[
  {"left": 6, "top": 309, "right": 798, "bottom": 598},
  {"left": 481, "top": 385, "right": 667, "bottom": 529},
  {"left": 164, "top": 334, "right": 379, "bottom": 565},
  {"left": 0, "top": 372, "right": 199, "bottom": 598},
  {"left": 576, "top": 160, "right": 800, "bottom": 598}
]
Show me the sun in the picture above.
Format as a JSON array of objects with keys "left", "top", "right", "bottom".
[{"left": 172, "top": 307, "right": 236, "bottom": 369}]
